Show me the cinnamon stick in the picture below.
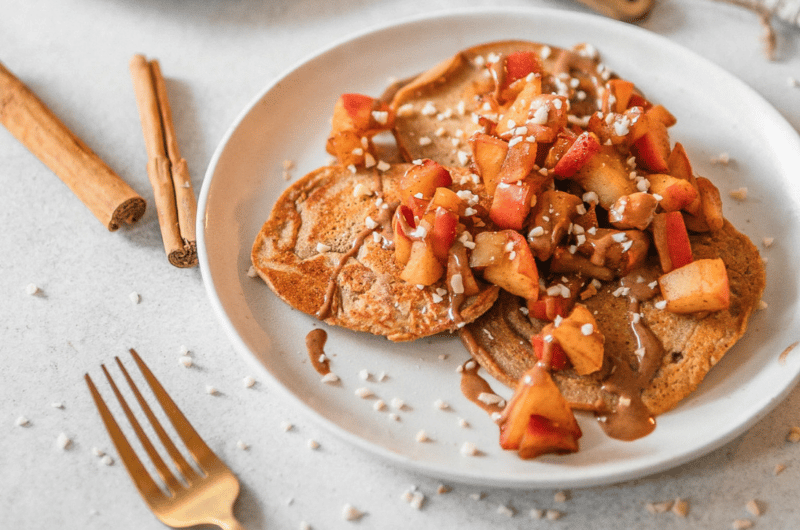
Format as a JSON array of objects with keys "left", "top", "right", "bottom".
[
  {"left": 0, "top": 61, "right": 146, "bottom": 231},
  {"left": 129, "top": 54, "right": 197, "bottom": 268}
]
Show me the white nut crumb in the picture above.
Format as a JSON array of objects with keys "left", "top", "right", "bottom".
[
  {"left": 242, "top": 376, "right": 256, "bottom": 388},
  {"left": 236, "top": 440, "right": 249, "bottom": 451},
  {"left": 358, "top": 369, "right": 371, "bottom": 381},
  {"left": 774, "top": 463, "right": 786, "bottom": 475},
  {"left": 307, "top": 439, "right": 320, "bottom": 450},
  {"left": 530, "top": 508, "right": 545, "bottom": 519},
  {"left": 762, "top": 237, "right": 774, "bottom": 248},
  {"left": 15, "top": 416, "right": 30, "bottom": 427},
  {"left": 51, "top": 402, "right": 64, "bottom": 409},
  {"left": 341, "top": 503, "right": 364, "bottom": 521},
  {"left": 729, "top": 187, "right": 748, "bottom": 200},
  {"left": 280, "top": 421, "right": 293, "bottom": 432},
  {"left": 458, "top": 418, "right": 470, "bottom": 428},
  {"left": 178, "top": 355, "right": 193, "bottom": 368},
  {"left": 672, "top": 498, "right": 689, "bottom": 517},
  {"left": 373, "top": 399, "right": 386, "bottom": 411},
  {"left": 460, "top": 441, "right": 480, "bottom": 456},
  {"left": 91, "top": 447, "right": 104, "bottom": 457},
  {"left": 25, "top": 283, "right": 40, "bottom": 295},
  {"left": 205, "top": 385, "right": 219, "bottom": 395},
  {"left": 745, "top": 499, "right": 762, "bottom": 516},
  {"left": 100, "top": 454, "right": 114, "bottom": 466},
  {"left": 469, "top": 492, "right": 484, "bottom": 501},
  {"left": 646, "top": 500, "right": 673, "bottom": 514},
  {"left": 402, "top": 488, "right": 425, "bottom": 510},
  {"left": 788, "top": 76, "right": 800, "bottom": 88},
  {"left": 554, "top": 490, "right": 568, "bottom": 503},
  {"left": 415, "top": 430, "right": 430, "bottom": 443},
  {"left": 388, "top": 412, "right": 400, "bottom": 422},
  {"left": 376, "top": 371, "right": 388, "bottom": 382},
  {"left": 56, "top": 433, "right": 72, "bottom": 450},
  {"left": 299, "top": 521, "right": 312, "bottom": 530},
  {"left": 321, "top": 372, "right": 339, "bottom": 384},
  {"left": 786, "top": 426, "right": 800, "bottom": 443},
  {"left": 390, "top": 398, "right": 406, "bottom": 410},
  {"left": 355, "top": 387, "right": 374, "bottom": 399},
  {"left": 545, "top": 510, "right": 562, "bottom": 520},
  {"left": 437, "top": 484, "right": 451, "bottom": 494},
  {"left": 434, "top": 399, "right": 450, "bottom": 410},
  {"left": 731, "top": 520, "right": 754, "bottom": 529},
  {"left": 247, "top": 265, "right": 258, "bottom": 278},
  {"left": 129, "top": 292, "right": 141, "bottom": 304},
  {"left": 497, "top": 504, "right": 515, "bottom": 517},
  {"left": 477, "top": 392, "right": 504, "bottom": 406}
]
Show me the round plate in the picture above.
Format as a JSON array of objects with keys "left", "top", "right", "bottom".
[{"left": 197, "top": 7, "right": 800, "bottom": 488}]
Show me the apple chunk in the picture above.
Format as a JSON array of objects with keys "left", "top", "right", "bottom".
[
  {"left": 550, "top": 304, "right": 604, "bottom": 376},
  {"left": 470, "top": 230, "right": 539, "bottom": 300},
  {"left": 658, "top": 258, "right": 730, "bottom": 314},
  {"left": 498, "top": 364, "right": 581, "bottom": 458}
]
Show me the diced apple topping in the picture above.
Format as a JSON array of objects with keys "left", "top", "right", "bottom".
[
  {"left": 498, "top": 364, "right": 582, "bottom": 459},
  {"left": 326, "top": 93, "right": 394, "bottom": 166},
  {"left": 470, "top": 230, "right": 539, "bottom": 300},
  {"left": 549, "top": 304, "right": 605, "bottom": 375},
  {"left": 658, "top": 258, "right": 730, "bottom": 313}
]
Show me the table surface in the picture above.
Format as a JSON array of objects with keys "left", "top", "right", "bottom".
[{"left": 3, "top": 1, "right": 800, "bottom": 528}]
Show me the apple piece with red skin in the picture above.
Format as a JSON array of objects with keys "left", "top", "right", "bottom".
[
  {"left": 658, "top": 258, "right": 730, "bottom": 314},
  {"left": 531, "top": 332, "right": 569, "bottom": 371},
  {"left": 401, "top": 159, "right": 453, "bottom": 202},
  {"left": 392, "top": 204, "right": 416, "bottom": 266},
  {"left": 469, "top": 230, "right": 539, "bottom": 300},
  {"left": 505, "top": 50, "right": 542, "bottom": 85},
  {"left": 646, "top": 173, "right": 699, "bottom": 212},
  {"left": 399, "top": 239, "right": 444, "bottom": 286},
  {"left": 498, "top": 363, "right": 581, "bottom": 456},
  {"left": 489, "top": 179, "right": 535, "bottom": 230},
  {"left": 608, "top": 192, "right": 658, "bottom": 231},
  {"left": 553, "top": 131, "right": 601, "bottom": 178},
  {"left": 528, "top": 294, "right": 572, "bottom": 322},
  {"left": 427, "top": 207, "right": 459, "bottom": 262},
  {"left": 517, "top": 414, "right": 581, "bottom": 459},
  {"left": 632, "top": 118, "right": 671, "bottom": 173},
  {"left": 651, "top": 211, "right": 693, "bottom": 273},
  {"left": 326, "top": 94, "right": 394, "bottom": 166},
  {"left": 469, "top": 132, "right": 508, "bottom": 195},
  {"left": 646, "top": 104, "right": 677, "bottom": 128},
  {"left": 550, "top": 304, "right": 604, "bottom": 376}
]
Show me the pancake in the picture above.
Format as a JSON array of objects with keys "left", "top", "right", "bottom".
[
  {"left": 251, "top": 163, "right": 500, "bottom": 342},
  {"left": 461, "top": 218, "right": 766, "bottom": 416},
  {"left": 389, "top": 40, "right": 606, "bottom": 166}
]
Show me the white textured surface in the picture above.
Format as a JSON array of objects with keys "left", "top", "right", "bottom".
[{"left": 1, "top": 1, "right": 800, "bottom": 529}]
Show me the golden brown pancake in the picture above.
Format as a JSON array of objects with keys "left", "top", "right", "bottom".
[
  {"left": 389, "top": 40, "right": 605, "bottom": 166},
  {"left": 251, "top": 163, "right": 499, "bottom": 342},
  {"left": 461, "top": 219, "right": 765, "bottom": 416}
]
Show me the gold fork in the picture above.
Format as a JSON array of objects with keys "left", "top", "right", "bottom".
[{"left": 85, "top": 348, "right": 245, "bottom": 530}]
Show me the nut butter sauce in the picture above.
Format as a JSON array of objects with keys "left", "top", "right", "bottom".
[
  {"left": 458, "top": 356, "right": 505, "bottom": 416},
  {"left": 305, "top": 328, "right": 330, "bottom": 375},
  {"left": 596, "top": 271, "right": 663, "bottom": 441}
]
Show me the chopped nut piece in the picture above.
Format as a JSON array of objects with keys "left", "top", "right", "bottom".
[
  {"left": 672, "top": 498, "right": 689, "bottom": 517},
  {"left": 341, "top": 503, "right": 364, "bottom": 521},
  {"left": 731, "top": 519, "right": 753, "bottom": 529},
  {"left": 786, "top": 426, "right": 800, "bottom": 443},
  {"left": 497, "top": 504, "right": 515, "bottom": 517},
  {"left": 745, "top": 499, "right": 762, "bottom": 516}
]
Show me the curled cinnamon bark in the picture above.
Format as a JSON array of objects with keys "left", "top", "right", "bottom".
[
  {"left": 129, "top": 55, "right": 197, "bottom": 268},
  {"left": 0, "top": 61, "right": 146, "bottom": 231}
]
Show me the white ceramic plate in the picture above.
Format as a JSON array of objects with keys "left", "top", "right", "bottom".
[{"left": 198, "top": 7, "right": 800, "bottom": 488}]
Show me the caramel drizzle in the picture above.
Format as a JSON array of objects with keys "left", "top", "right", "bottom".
[
  {"left": 306, "top": 328, "right": 330, "bottom": 375},
  {"left": 596, "top": 272, "right": 663, "bottom": 441}
]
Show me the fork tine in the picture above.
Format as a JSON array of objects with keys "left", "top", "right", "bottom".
[
  {"left": 84, "top": 373, "right": 165, "bottom": 503},
  {"left": 129, "top": 348, "right": 221, "bottom": 467},
  {"left": 115, "top": 356, "right": 202, "bottom": 483},
  {"left": 102, "top": 363, "right": 184, "bottom": 495}
]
